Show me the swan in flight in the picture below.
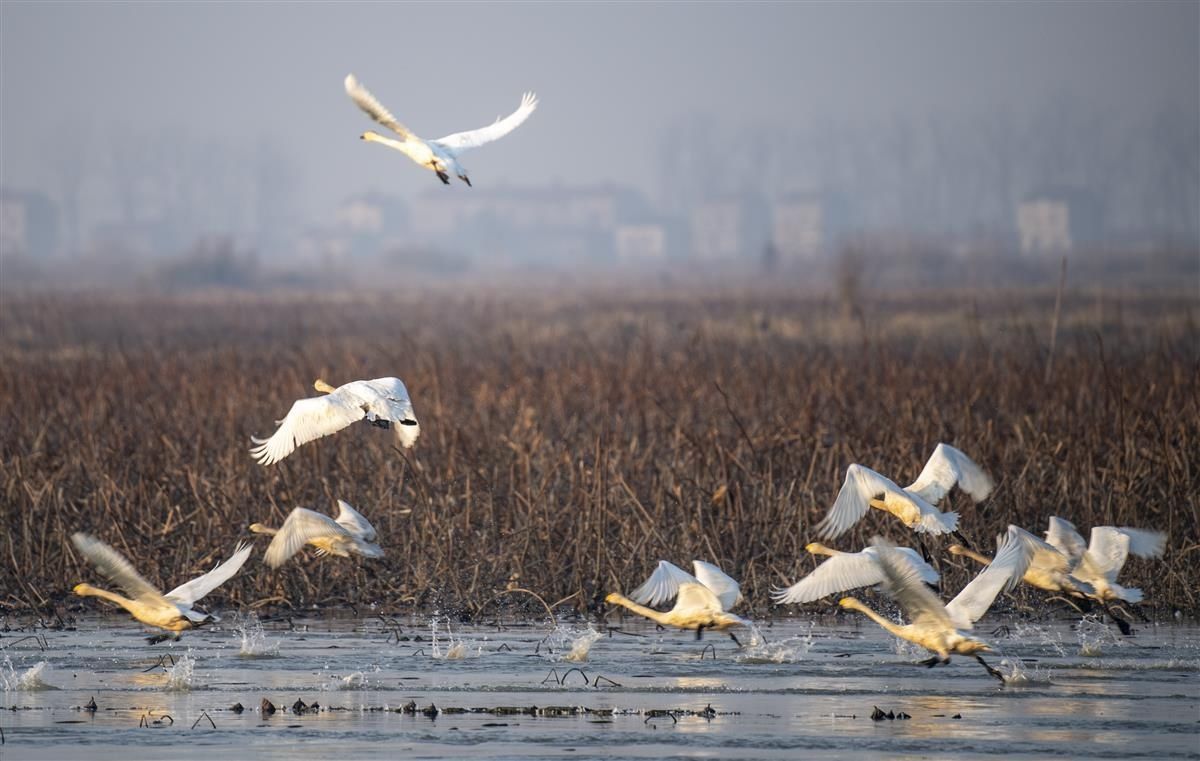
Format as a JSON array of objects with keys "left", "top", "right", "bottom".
[
  {"left": 345, "top": 74, "right": 537, "bottom": 186},
  {"left": 771, "top": 542, "right": 938, "bottom": 605},
  {"left": 815, "top": 443, "right": 994, "bottom": 545},
  {"left": 71, "top": 533, "right": 252, "bottom": 644},
  {"left": 250, "top": 377, "right": 419, "bottom": 466},
  {"left": 838, "top": 528, "right": 1032, "bottom": 682},
  {"left": 250, "top": 499, "right": 384, "bottom": 569},
  {"left": 606, "top": 560, "right": 749, "bottom": 642},
  {"left": 1043, "top": 517, "right": 1165, "bottom": 604}
]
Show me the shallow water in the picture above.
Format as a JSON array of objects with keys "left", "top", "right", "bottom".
[{"left": 2, "top": 614, "right": 1198, "bottom": 760}]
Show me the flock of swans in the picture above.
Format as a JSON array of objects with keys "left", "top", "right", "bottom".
[
  {"left": 64, "top": 74, "right": 1168, "bottom": 681},
  {"left": 70, "top": 375, "right": 1167, "bottom": 681}
]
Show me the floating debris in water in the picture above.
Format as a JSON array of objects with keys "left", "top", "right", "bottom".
[
  {"left": 84, "top": 696, "right": 96, "bottom": 712},
  {"left": 230, "top": 702, "right": 244, "bottom": 714},
  {"left": 261, "top": 698, "right": 276, "bottom": 716}
]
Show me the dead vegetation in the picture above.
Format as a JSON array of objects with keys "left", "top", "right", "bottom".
[{"left": 0, "top": 286, "right": 1196, "bottom": 618}]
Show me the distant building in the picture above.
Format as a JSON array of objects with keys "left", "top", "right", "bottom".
[
  {"left": 615, "top": 224, "right": 667, "bottom": 263},
  {"left": 0, "top": 189, "right": 58, "bottom": 259},
  {"left": 407, "top": 184, "right": 648, "bottom": 265},
  {"left": 689, "top": 196, "right": 769, "bottom": 261},
  {"left": 1017, "top": 188, "right": 1103, "bottom": 255}
]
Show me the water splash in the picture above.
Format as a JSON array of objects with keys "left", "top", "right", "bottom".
[
  {"left": 336, "top": 671, "right": 369, "bottom": 690},
  {"left": 540, "top": 624, "right": 603, "bottom": 662},
  {"left": 998, "top": 656, "right": 1051, "bottom": 685},
  {"left": 1077, "top": 615, "right": 1122, "bottom": 657},
  {"left": 0, "top": 658, "right": 56, "bottom": 691},
  {"left": 164, "top": 650, "right": 196, "bottom": 691},
  {"left": 235, "top": 612, "right": 279, "bottom": 657},
  {"left": 430, "top": 618, "right": 480, "bottom": 660},
  {"left": 735, "top": 622, "right": 814, "bottom": 664}
]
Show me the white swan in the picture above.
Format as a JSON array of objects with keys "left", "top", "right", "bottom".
[
  {"left": 250, "top": 499, "right": 384, "bottom": 569},
  {"left": 816, "top": 443, "right": 994, "bottom": 541},
  {"left": 1044, "top": 516, "right": 1165, "bottom": 604},
  {"left": 771, "top": 542, "right": 938, "bottom": 605},
  {"left": 606, "top": 560, "right": 750, "bottom": 640},
  {"left": 838, "top": 528, "right": 1032, "bottom": 682},
  {"left": 250, "top": 377, "right": 418, "bottom": 466},
  {"left": 345, "top": 74, "right": 537, "bottom": 186},
  {"left": 71, "top": 533, "right": 252, "bottom": 643},
  {"left": 950, "top": 525, "right": 1095, "bottom": 598}
]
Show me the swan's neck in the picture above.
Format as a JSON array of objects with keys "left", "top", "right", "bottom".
[
  {"left": 842, "top": 597, "right": 907, "bottom": 639},
  {"left": 951, "top": 545, "right": 992, "bottom": 567},
  {"left": 74, "top": 584, "right": 138, "bottom": 615},
  {"left": 606, "top": 592, "right": 671, "bottom": 626},
  {"left": 805, "top": 543, "right": 840, "bottom": 558},
  {"left": 363, "top": 131, "right": 411, "bottom": 153},
  {"left": 313, "top": 379, "right": 337, "bottom": 394},
  {"left": 249, "top": 523, "right": 277, "bottom": 536}
]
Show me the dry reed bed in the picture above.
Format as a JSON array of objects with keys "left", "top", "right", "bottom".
[{"left": 0, "top": 287, "right": 1196, "bottom": 620}]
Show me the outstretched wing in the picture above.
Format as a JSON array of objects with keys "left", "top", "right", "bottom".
[
  {"left": 629, "top": 560, "right": 697, "bottom": 607},
  {"left": 774, "top": 550, "right": 877, "bottom": 605},
  {"left": 432, "top": 92, "right": 538, "bottom": 155},
  {"left": 263, "top": 508, "right": 346, "bottom": 569},
  {"left": 249, "top": 393, "right": 366, "bottom": 466},
  {"left": 906, "top": 443, "right": 995, "bottom": 504},
  {"left": 1044, "top": 516, "right": 1088, "bottom": 564},
  {"left": 334, "top": 499, "right": 377, "bottom": 542},
  {"left": 165, "top": 543, "right": 253, "bottom": 606},
  {"left": 945, "top": 526, "right": 1033, "bottom": 628},
  {"left": 692, "top": 560, "right": 742, "bottom": 611},
  {"left": 344, "top": 74, "right": 419, "bottom": 140},
  {"left": 71, "top": 532, "right": 168, "bottom": 605},
  {"left": 1078, "top": 526, "right": 1164, "bottom": 583},
  {"left": 817, "top": 464, "right": 900, "bottom": 539},
  {"left": 870, "top": 537, "right": 954, "bottom": 631}
]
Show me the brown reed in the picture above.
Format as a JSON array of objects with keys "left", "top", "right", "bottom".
[{"left": 0, "top": 285, "right": 1196, "bottom": 620}]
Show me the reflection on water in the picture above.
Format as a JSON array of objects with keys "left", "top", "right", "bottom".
[{"left": 0, "top": 618, "right": 1196, "bottom": 760}]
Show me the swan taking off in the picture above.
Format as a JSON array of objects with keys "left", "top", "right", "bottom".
[
  {"left": 1044, "top": 517, "right": 1165, "bottom": 605},
  {"left": 771, "top": 542, "right": 938, "bottom": 605},
  {"left": 70, "top": 533, "right": 252, "bottom": 643},
  {"left": 838, "top": 528, "right": 1032, "bottom": 682},
  {"left": 250, "top": 377, "right": 418, "bottom": 466},
  {"left": 606, "top": 560, "right": 750, "bottom": 641},
  {"left": 816, "top": 443, "right": 994, "bottom": 541},
  {"left": 345, "top": 73, "right": 537, "bottom": 186},
  {"left": 250, "top": 499, "right": 384, "bottom": 569}
]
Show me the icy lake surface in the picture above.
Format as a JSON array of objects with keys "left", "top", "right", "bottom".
[{"left": 2, "top": 614, "right": 1198, "bottom": 760}]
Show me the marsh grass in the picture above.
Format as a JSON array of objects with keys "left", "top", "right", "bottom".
[{"left": 0, "top": 286, "right": 1196, "bottom": 619}]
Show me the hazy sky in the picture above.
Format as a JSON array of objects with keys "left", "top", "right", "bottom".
[{"left": 2, "top": 1, "right": 1197, "bottom": 219}]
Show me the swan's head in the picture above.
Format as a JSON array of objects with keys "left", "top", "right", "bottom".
[
  {"left": 946, "top": 544, "right": 966, "bottom": 556},
  {"left": 805, "top": 542, "right": 833, "bottom": 557},
  {"left": 361, "top": 130, "right": 385, "bottom": 143},
  {"left": 313, "top": 378, "right": 337, "bottom": 394},
  {"left": 604, "top": 592, "right": 622, "bottom": 605},
  {"left": 838, "top": 596, "right": 865, "bottom": 612},
  {"left": 248, "top": 523, "right": 272, "bottom": 535},
  {"left": 73, "top": 583, "right": 97, "bottom": 597}
]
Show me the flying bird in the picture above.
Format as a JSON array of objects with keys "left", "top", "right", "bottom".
[
  {"left": 1041, "top": 516, "right": 1165, "bottom": 631},
  {"left": 250, "top": 377, "right": 419, "bottom": 466},
  {"left": 250, "top": 499, "right": 384, "bottom": 569},
  {"left": 71, "top": 533, "right": 252, "bottom": 643},
  {"left": 838, "top": 528, "right": 1032, "bottom": 682},
  {"left": 815, "top": 443, "right": 994, "bottom": 547},
  {"left": 605, "top": 560, "right": 749, "bottom": 642},
  {"left": 771, "top": 542, "right": 939, "bottom": 605},
  {"left": 345, "top": 73, "right": 537, "bottom": 186}
]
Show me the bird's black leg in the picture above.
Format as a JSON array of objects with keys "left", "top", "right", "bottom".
[
  {"left": 1101, "top": 603, "right": 1134, "bottom": 635},
  {"left": 435, "top": 169, "right": 450, "bottom": 184},
  {"left": 146, "top": 632, "right": 175, "bottom": 645},
  {"left": 459, "top": 175, "right": 472, "bottom": 187},
  {"left": 952, "top": 530, "right": 974, "bottom": 550},
  {"left": 975, "top": 654, "right": 1005, "bottom": 683},
  {"left": 695, "top": 625, "right": 705, "bottom": 641},
  {"left": 918, "top": 655, "right": 940, "bottom": 668},
  {"left": 917, "top": 534, "right": 932, "bottom": 565},
  {"left": 728, "top": 632, "right": 742, "bottom": 647}
]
